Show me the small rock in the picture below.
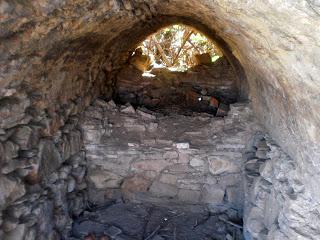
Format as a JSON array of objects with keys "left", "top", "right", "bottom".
[
  {"left": 226, "top": 233, "right": 233, "bottom": 240},
  {"left": 10, "top": 126, "right": 34, "bottom": 150},
  {"left": 1, "top": 218, "right": 19, "bottom": 232},
  {"left": 122, "top": 0, "right": 133, "bottom": 11},
  {"left": 107, "top": 100, "right": 117, "bottom": 109},
  {"left": 0, "top": 96, "right": 30, "bottom": 129},
  {"left": 67, "top": 177, "right": 76, "bottom": 192},
  {"left": 6, "top": 203, "right": 32, "bottom": 219},
  {"left": 88, "top": 170, "right": 122, "bottom": 189},
  {"left": 208, "top": 156, "right": 239, "bottom": 175},
  {"left": 0, "top": 176, "right": 26, "bottom": 207},
  {"left": 3, "top": 223, "right": 27, "bottom": 240},
  {"left": 24, "top": 227, "right": 36, "bottom": 240},
  {"left": 149, "top": 181, "right": 178, "bottom": 198},
  {"left": 121, "top": 175, "right": 151, "bottom": 200},
  {"left": 38, "top": 139, "right": 62, "bottom": 179},
  {"left": 174, "top": 142, "right": 190, "bottom": 149},
  {"left": 136, "top": 109, "right": 156, "bottom": 120},
  {"left": 190, "top": 157, "right": 205, "bottom": 167},
  {"left": 120, "top": 104, "right": 135, "bottom": 114},
  {"left": 3, "top": 141, "right": 19, "bottom": 162},
  {"left": 147, "top": 122, "right": 158, "bottom": 132},
  {"left": 105, "top": 226, "right": 122, "bottom": 238},
  {"left": 201, "top": 185, "right": 225, "bottom": 204},
  {"left": 177, "top": 189, "right": 201, "bottom": 202},
  {"left": 216, "top": 103, "right": 229, "bottom": 117},
  {"left": 100, "top": 235, "right": 110, "bottom": 240}
]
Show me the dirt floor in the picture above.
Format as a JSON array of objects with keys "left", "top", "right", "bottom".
[{"left": 70, "top": 201, "right": 244, "bottom": 240}]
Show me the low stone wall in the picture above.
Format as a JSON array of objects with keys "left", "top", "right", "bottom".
[{"left": 81, "top": 99, "right": 261, "bottom": 218}]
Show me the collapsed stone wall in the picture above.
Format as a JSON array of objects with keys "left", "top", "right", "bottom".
[
  {"left": 81, "top": 99, "right": 261, "bottom": 217},
  {"left": 0, "top": 95, "right": 92, "bottom": 239},
  {"left": 243, "top": 135, "right": 319, "bottom": 240},
  {"left": 116, "top": 56, "right": 239, "bottom": 108}
]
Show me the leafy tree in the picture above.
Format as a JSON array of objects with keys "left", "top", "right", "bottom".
[{"left": 139, "top": 24, "right": 221, "bottom": 70}]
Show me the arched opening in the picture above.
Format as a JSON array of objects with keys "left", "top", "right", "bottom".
[
  {"left": 114, "top": 23, "right": 241, "bottom": 116},
  {"left": 0, "top": 1, "right": 319, "bottom": 240}
]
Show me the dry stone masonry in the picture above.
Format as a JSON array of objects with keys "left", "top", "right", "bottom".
[
  {"left": 81, "top": 99, "right": 260, "bottom": 215},
  {"left": 0, "top": 96, "right": 91, "bottom": 239}
]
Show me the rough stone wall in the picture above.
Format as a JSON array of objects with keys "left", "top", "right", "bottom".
[
  {"left": 116, "top": 56, "right": 239, "bottom": 106},
  {"left": 243, "top": 134, "right": 319, "bottom": 240},
  {"left": 81, "top": 99, "right": 261, "bottom": 216},
  {"left": 0, "top": 101, "right": 89, "bottom": 239}
]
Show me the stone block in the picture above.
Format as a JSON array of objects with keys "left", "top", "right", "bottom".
[
  {"left": 1, "top": 218, "right": 19, "bottom": 232},
  {"left": 163, "top": 151, "right": 178, "bottom": 159},
  {"left": 0, "top": 176, "right": 26, "bottom": 208},
  {"left": 156, "top": 139, "right": 173, "bottom": 146},
  {"left": 159, "top": 173, "right": 178, "bottom": 185},
  {"left": 105, "top": 225, "right": 122, "bottom": 238},
  {"left": 178, "top": 151, "right": 190, "bottom": 163},
  {"left": 174, "top": 142, "right": 190, "bottom": 149},
  {"left": 208, "top": 156, "right": 239, "bottom": 175},
  {"left": 38, "top": 139, "right": 62, "bottom": 179},
  {"left": 6, "top": 202, "right": 32, "bottom": 219},
  {"left": 177, "top": 189, "right": 201, "bottom": 203},
  {"left": 167, "top": 164, "right": 195, "bottom": 174},
  {"left": 226, "top": 186, "right": 243, "bottom": 209},
  {"left": 69, "top": 130, "right": 82, "bottom": 156},
  {"left": 216, "top": 143, "right": 246, "bottom": 150},
  {"left": 136, "top": 109, "right": 156, "bottom": 120},
  {"left": 149, "top": 181, "right": 178, "bottom": 198},
  {"left": 190, "top": 156, "right": 205, "bottom": 168},
  {"left": 121, "top": 175, "right": 151, "bottom": 200},
  {"left": 3, "top": 224, "right": 27, "bottom": 240},
  {"left": 88, "top": 170, "right": 123, "bottom": 189},
  {"left": 124, "top": 124, "right": 146, "bottom": 132},
  {"left": 201, "top": 185, "right": 225, "bottom": 204},
  {"left": 142, "top": 139, "right": 156, "bottom": 146},
  {"left": 67, "top": 177, "right": 76, "bottom": 192},
  {"left": 120, "top": 104, "right": 135, "bottom": 114},
  {"left": 3, "top": 141, "right": 19, "bottom": 162},
  {"left": 259, "top": 160, "right": 273, "bottom": 182},
  {"left": 10, "top": 126, "right": 36, "bottom": 150},
  {"left": 24, "top": 227, "right": 36, "bottom": 240},
  {"left": 131, "top": 159, "right": 171, "bottom": 172},
  {"left": 147, "top": 122, "right": 158, "bottom": 132},
  {"left": 245, "top": 207, "right": 266, "bottom": 239},
  {"left": 0, "top": 96, "right": 30, "bottom": 129}
]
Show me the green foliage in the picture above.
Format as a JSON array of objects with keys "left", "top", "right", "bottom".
[{"left": 139, "top": 24, "right": 221, "bottom": 70}]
